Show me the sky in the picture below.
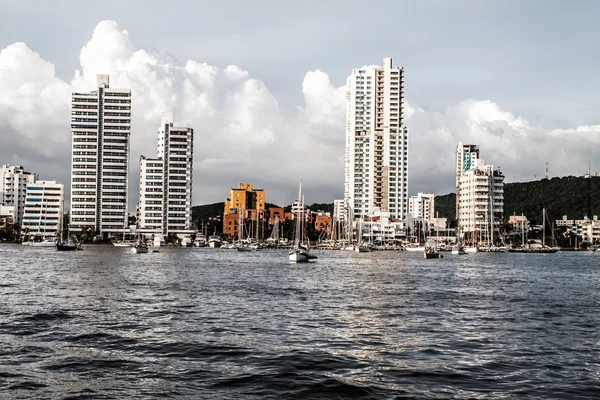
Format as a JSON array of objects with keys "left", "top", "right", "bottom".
[{"left": 0, "top": 0, "right": 599, "bottom": 208}]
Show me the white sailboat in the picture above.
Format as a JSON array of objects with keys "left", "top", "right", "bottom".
[{"left": 289, "top": 181, "right": 310, "bottom": 263}]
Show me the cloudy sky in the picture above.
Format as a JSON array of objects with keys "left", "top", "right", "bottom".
[{"left": 1, "top": 0, "right": 599, "bottom": 207}]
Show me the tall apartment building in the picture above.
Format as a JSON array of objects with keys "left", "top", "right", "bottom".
[
  {"left": 344, "top": 57, "right": 408, "bottom": 220},
  {"left": 455, "top": 143, "right": 480, "bottom": 218},
  {"left": 137, "top": 112, "right": 194, "bottom": 235},
  {"left": 22, "top": 180, "right": 64, "bottom": 237},
  {"left": 0, "top": 165, "right": 38, "bottom": 224},
  {"left": 408, "top": 192, "right": 435, "bottom": 221},
  {"left": 457, "top": 155, "right": 504, "bottom": 244},
  {"left": 70, "top": 74, "right": 131, "bottom": 239},
  {"left": 222, "top": 183, "right": 265, "bottom": 239}
]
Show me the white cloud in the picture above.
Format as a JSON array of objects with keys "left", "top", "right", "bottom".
[{"left": 0, "top": 20, "right": 598, "bottom": 209}]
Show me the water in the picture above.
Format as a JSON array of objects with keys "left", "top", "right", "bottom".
[{"left": 1, "top": 245, "right": 599, "bottom": 399}]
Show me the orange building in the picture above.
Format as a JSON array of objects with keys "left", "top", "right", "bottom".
[
  {"left": 223, "top": 183, "right": 266, "bottom": 239},
  {"left": 269, "top": 207, "right": 285, "bottom": 225},
  {"left": 315, "top": 214, "right": 332, "bottom": 233}
]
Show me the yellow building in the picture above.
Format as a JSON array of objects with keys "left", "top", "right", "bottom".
[{"left": 223, "top": 183, "right": 266, "bottom": 238}]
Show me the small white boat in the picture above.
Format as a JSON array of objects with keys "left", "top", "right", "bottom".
[
  {"left": 289, "top": 243, "right": 309, "bottom": 263},
  {"left": 208, "top": 236, "right": 221, "bottom": 248},
  {"left": 451, "top": 246, "right": 466, "bottom": 255},
  {"left": 21, "top": 240, "right": 31, "bottom": 246},
  {"left": 194, "top": 234, "right": 207, "bottom": 247},
  {"left": 354, "top": 243, "right": 371, "bottom": 253},
  {"left": 405, "top": 245, "right": 425, "bottom": 252},
  {"left": 112, "top": 241, "right": 133, "bottom": 247},
  {"left": 153, "top": 233, "right": 166, "bottom": 247},
  {"left": 464, "top": 245, "right": 479, "bottom": 254},
  {"left": 30, "top": 238, "right": 57, "bottom": 247},
  {"left": 182, "top": 235, "right": 192, "bottom": 247}
]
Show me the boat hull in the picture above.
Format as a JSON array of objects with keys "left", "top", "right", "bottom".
[
  {"left": 464, "top": 246, "right": 479, "bottom": 254},
  {"left": 57, "top": 244, "right": 77, "bottom": 251},
  {"left": 30, "top": 241, "right": 57, "bottom": 248},
  {"left": 451, "top": 249, "right": 465, "bottom": 255},
  {"left": 289, "top": 251, "right": 309, "bottom": 263},
  {"left": 405, "top": 246, "right": 425, "bottom": 252}
]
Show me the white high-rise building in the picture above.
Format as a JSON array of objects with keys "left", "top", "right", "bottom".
[
  {"left": 138, "top": 112, "right": 194, "bottom": 235},
  {"left": 344, "top": 57, "right": 408, "bottom": 220},
  {"left": 0, "top": 165, "right": 38, "bottom": 224},
  {"left": 456, "top": 142, "right": 480, "bottom": 217},
  {"left": 22, "top": 180, "right": 64, "bottom": 238},
  {"left": 70, "top": 74, "right": 131, "bottom": 239},
  {"left": 408, "top": 192, "right": 435, "bottom": 221},
  {"left": 457, "top": 156, "right": 504, "bottom": 244}
]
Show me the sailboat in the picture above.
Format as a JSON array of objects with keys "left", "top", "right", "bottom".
[
  {"left": 131, "top": 225, "right": 148, "bottom": 254},
  {"left": 354, "top": 219, "right": 371, "bottom": 252},
  {"left": 57, "top": 224, "right": 80, "bottom": 251},
  {"left": 289, "top": 180, "right": 311, "bottom": 263}
]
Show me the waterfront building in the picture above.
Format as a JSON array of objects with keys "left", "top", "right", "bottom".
[
  {"left": 408, "top": 192, "right": 435, "bottom": 221},
  {"left": 137, "top": 112, "right": 194, "bottom": 236},
  {"left": 509, "top": 215, "right": 530, "bottom": 232},
  {"left": 457, "top": 155, "right": 504, "bottom": 244},
  {"left": 456, "top": 143, "right": 480, "bottom": 217},
  {"left": 556, "top": 215, "right": 600, "bottom": 243},
  {"left": 0, "top": 165, "right": 38, "bottom": 224},
  {"left": 223, "top": 183, "right": 265, "bottom": 239},
  {"left": 70, "top": 74, "right": 131, "bottom": 239},
  {"left": 0, "top": 205, "right": 15, "bottom": 232},
  {"left": 344, "top": 57, "right": 408, "bottom": 220},
  {"left": 22, "top": 180, "right": 64, "bottom": 238}
]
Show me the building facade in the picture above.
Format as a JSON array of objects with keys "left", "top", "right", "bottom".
[
  {"left": 223, "top": 183, "right": 265, "bottom": 239},
  {"left": 22, "top": 180, "right": 64, "bottom": 238},
  {"left": 455, "top": 143, "right": 480, "bottom": 218},
  {"left": 137, "top": 112, "right": 194, "bottom": 235},
  {"left": 408, "top": 192, "right": 435, "bottom": 221},
  {"left": 70, "top": 74, "right": 131, "bottom": 239},
  {"left": 344, "top": 57, "right": 408, "bottom": 220},
  {"left": 0, "top": 165, "right": 38, "bottom": 224},
  {"left": 457, "top": 157, "right": 505, "bottom": 244}
]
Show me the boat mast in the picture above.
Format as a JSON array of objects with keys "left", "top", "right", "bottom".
[
  {"left": 295, "top": 180, "right": 302, "bottom": 244},
  {"left": 543, "top": 208, "right": 546, "bottom": 248}
]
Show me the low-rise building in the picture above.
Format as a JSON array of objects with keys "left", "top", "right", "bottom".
[
  {"left": 22, "top": 180, "right": 64, "bottom": 238},
  {"left": 0, "top": 205, "right": 15, "bottom": 232}
]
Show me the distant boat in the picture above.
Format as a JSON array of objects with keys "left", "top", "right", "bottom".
[
  {"left": 113, "top": 241, "right": 133, "bottom": 247},
  {"left": 451, "top": 246, "right": 465, "bottom": 255},
  {"left": 131, "top": 241, "right": 149, "bottom": 254},
  {"left": 424, "top": 246, "right": 442, "bottom": 259},
  {"left": 288, "top": 180, "right": 311, "bottom": 263},
  {"left": 405, "top": 245, "right": 425, "bottom": 252},
  {"left": 153, "top": 233, "right": 166, "bottom": 247},
  {"left": 30, "top": 238, "right": 57, "bottom": 248},
  {"left": 208, "top": 236, "right": 221, "bottom": 248},
  {"left": 194, "top": 234, "right": 207, "bottom": 247},
  {"left": 57, "top": 240, "right": 79, "bottom": 251},
  {"left": 181, "top": 235, "right": 192, "bottom": 247}
]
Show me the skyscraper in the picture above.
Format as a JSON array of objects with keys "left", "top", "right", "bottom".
[
  {"left": 344, "top": 58, "right": 408, "bottom": 220},
  {"left": 70, "top": 74, "right": 131, "bottom": 239},
  {"left": 137, "top": 112, "right": 194, "bottom": 236}
]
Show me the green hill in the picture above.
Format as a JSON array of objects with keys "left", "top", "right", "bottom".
[
  {"left": 192, "top": 176, "right": 600, "bottom": 230},
  {"left": 435, "top": 176, "right": 600, "bottom": 224}
]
